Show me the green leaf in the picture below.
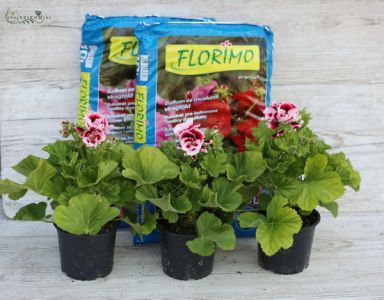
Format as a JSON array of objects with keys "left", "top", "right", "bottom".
[
  {"left": 245, "top": 136, "right": 257, "bottom": 151},
  {"left": 252, "top": 122, "right": 273, "bottom": 151},
  {"left": 186, "top": 238, "right": 215, "bottom": 256},
  {"left": 111, "top": 143, "right": 135, "bottom": 161},
  {"left": 273, "top": 154, "right": 345, "bottom": 212},
  {"left": 201, "top": 185, "right": 218, "bottom": 207},
  {"left": 0, "top": 179, "right": 28, "bottom": 200},
  {"left": 119, "top": 180, "right": 135, "bottom": 199},
  {"left": 238, "top": 212, "right": 267, "bottom": 228},
  {"left": 256, "top": 195, "right": 302, "bottom": 256},
  {"left": 201, "top": 177, "right": 243, "bottom": 212},
  {"left": 41, "top": 176, "right": 66, "bottom": 201},
  {"left": 12, "top": 155, "right": 42, "bottom": 177},
  {"left": 24, "top": 160, "right": 57, "bottom": 194},
  {"left": 170, "top": 192, "right": 192, "bottom": 213},
  {"left": 61, "top": 164, "right": 80, "bottom": 180},
  {"left": 205, "top": 129, "right": 225, "bottom": 151},
  {"left": 97, "top": 160, "right": 119, "bottom": 182},
  {"left": 271, "top": 174, "right": 301, "bottom": 199},
  {"left": 96, "top": 179, "right": 135, "bottom": 207},
  {"left": 186, "top": 212, "right": 236, "bottom": 256},
  {"left": 77, "top": 167, "right": 97, "bottom": 187},
  {"left": 186, "top": 187, "right": 204, "bottom": 210},
  {"left": 328, "top": 152, "right": 361, "bottom": 191},
  {"left": 136, "top": 185, "right": 191, "bottom": 213},
  {"left": 300, "top": 109, "right": 311, "bottom": 126},
  {"left": 43, "top": 140, "right": 71, "bottom": 162},
  {"left": 159, "top": 140, "right": 185, "bottom": 164},
  {"left": 57, "top": 185, "right": 79, "bottom": 205},
  {"left": 162, "top": 211, "right": 179, "bottom": 223},
  {"left": 200, "top": 151, "right": 227, "bottom": 177},
  {"left": 293, "top": 154, "right": 345, "bottom": 211},
  {"left": 179, "top": 164, "right": 207, "bottom": 189},
  {"left": 8, "top": 188, "right": 28, "bottom": 200},
  {"left": 122, "top": 208, "right": 158, "bottom": 236},
  {"left": 53, "top": 194, "right": 120, "bottom": 235},
  {"left": 320, "top": 201, "right": 338, "bottom": 217},
  {"left": 96, "top": 181, "right": 121, "bottom": 204},
  {"left": 65, "top": 152, "right": 79, "bottom": 168},
  {"left": 226, "top": 151, "right": 266, "bottom": 182},
  {"left": 13, "top": 202, "right": 47, "bottom": 221},
  {"left": 78, "top": 160, "right": 118, "bottom": 187},
  {"left": 135, "top": 184, "right": 158, "bottom": 201},
  {"left": 122, "top": 145, "right": 179, "bottom": 186}
]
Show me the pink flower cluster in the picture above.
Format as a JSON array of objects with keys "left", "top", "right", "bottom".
[
  {"left": 76, "top": 112, "right": 109, "bottom": 148},
  {"left": 174, "top": 120, "right": 211, "bottom": 160},
  {"left": 263, "top": 102, "right": 302, "bottom": 134},
  {"left": 185, "top": 80, "right": 217, "bottom": 100}
]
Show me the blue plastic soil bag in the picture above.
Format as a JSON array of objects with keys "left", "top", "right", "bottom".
[
  {"left": 78, "top": 15, "right": 214, "bottom": 143},
  {"left": 78, "top": 15, "right": 214, "bottom": 246},
  {"left": 132, "top": 203, "right": 160, "bottom": 245},
  {"left": 134, "top": 22, "right": 273, "bottom": 151}
]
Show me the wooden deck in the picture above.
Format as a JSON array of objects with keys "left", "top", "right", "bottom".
[
  {"left": 1, "top": 205, "right": 383, "bottom": 299},
  {"left": 1, "top": 0, "right": 384, "bottom": 299}
]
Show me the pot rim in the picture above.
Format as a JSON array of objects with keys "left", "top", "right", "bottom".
[
  {"left": 54, "top": 222, "right": 117, "bottom": 238},
  {"left": 301, "top": 209, "right": 321, "bottom": 230},
  {"left": 157, "top": 221, "right": 197, "bottom": 238}
]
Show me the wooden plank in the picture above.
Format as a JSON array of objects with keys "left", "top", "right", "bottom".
[
  {"left": 1, "top": 0, "right": 384, "bottom": 85},
  {"left": 0, "top": 212, "right": 383, "bottom": 299}
]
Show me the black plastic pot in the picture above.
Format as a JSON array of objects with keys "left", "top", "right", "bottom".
[
  {"left": 159, "top": 224, "right": 215, "bottom": 280},
  {"left": 55, "top": 224, "right": 117, "bottom": 280},
  {"left": 258, "top": 209, "right": 321, "bottom": 274}
]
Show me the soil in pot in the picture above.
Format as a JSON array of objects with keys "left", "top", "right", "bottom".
[
  {"left": 55, "top": 222, "right": 117, "bottom": 281},
  {"left": 258, "top": 209, "right": 321, "bottom": 275},
  {"left": 159, "top": 221, "right": 214, "bottom": 280}
]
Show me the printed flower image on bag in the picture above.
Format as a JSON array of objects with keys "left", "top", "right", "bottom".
[
  {"left": 134, "top": 22, "right": 273, "bottom": 150},
  {"left": 97, "top": 27, "right": 138, "bottom": 143}
]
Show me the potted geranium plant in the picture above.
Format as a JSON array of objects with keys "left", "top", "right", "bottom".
[
  {"left": 122, "top": 120, "right": 266, "bottom": 280},
  {"left": 0, "top": 113, "right": 150, "bottom": 280},
  {"left": 238, "top": 102, "right": 361, "bottom": 274}
]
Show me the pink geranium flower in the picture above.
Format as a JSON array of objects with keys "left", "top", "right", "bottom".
[
  {"left": 264, "top": 106, "right": 277, "bottom": 120},
  {"left": 276, "top": 102, "right": 299, "bottom": 123},
  {"left": 84, "top": 112, "right": 109, "bottom": 131},
  {"left": 263, "top": 101, "right": 302, "bottom": 134},
  {"left": 81, "top": 127, "right": 106, "bottom": 148},
  {"left": 76, "top": 112, "right": 110, "bottom": 147},
  {"left": 174, "top": 120, "right": 211, "bottom": 159}
]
